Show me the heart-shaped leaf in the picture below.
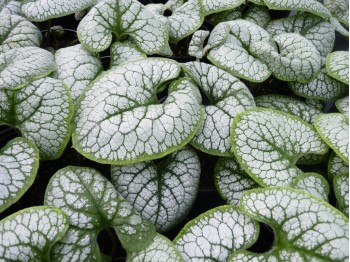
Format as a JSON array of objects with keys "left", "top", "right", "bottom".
[
  {"left": 188, "top": 30, "right": 209, "bottom": 59},
  {"left": 255, "top": 95, "right": 322, "bottom": 124},
  {"left": 73, "top": 59, "right": 203, "bottom": 164},
  {"left": 235, "top": 187, "right": 349, "bottom": 261},
  {"left": 110, "top": 42, "right": 147, "bottom": 68},
  {"left": 334, "top": 174, "right": 349, "bottom": 216},
  {"left": 183, "top": 62, "right": 255, "bottom": 156},
  {"left": 0, "top": 14, "right": 42, "bottom": 53},
  {"left": 263, "top": 0, "right": 331, "bottom": 19},
  {"left": 324, "top": 0, "right": 349, "bottom": 26},
  {"left": 208, "top": 20, "right": 272, "bottom": 82},
  {"left": 203, "top": 22, "right": 230, "bottom": 53},
  {"left": 231, "top": 108, "right": 329, "bottom": 186},
  {"left": 21, "top": 0, "right": 97, "bottom": 21},
  {"left": 326, "top": 51, "right": 349, "bottom": 85},
  {"left": 336, "top": 96, "right": 349, "bottom": 115},
  {"left": 0, "top": 0, "right": 21, "bottom": 16},
  {"left": 266, "top": 14, "right": 335, "bottom": 56},
  {"left": 291, "top": 172, "right": 330, "bottom": 201},
  {"left": 111, "top": 146, "right": 200, "bottom": 232},
  {"left": 0, "top": 206, "right": 69, "bottom": 260},
  {"left": 214, "top": 157, "right": 259, "bottom": 205},
  {"left": 0, "top": 77, "right": 73, "bottom": 160},
  {"left": 315, "top": 113, "right": 349, "bottom": 164},
  {"left": 328, "top": 151, "right": 349, "bottom": 180},
  {"left": 202, "top": 0, "right": 244, "bottom": 15},
  {"left": 173, "top": 206, "right": 259, "bottom": 262},
  {"left": 77, "top": 0, "right": 167, "bottom": 54},
  {"left": 0, "top": 137, "right": 39, "bottom": 213},
  {"left": 45, "top": 166, "right": 156, "bottom": 260},
  {"left": 127, "top": 234, "right": 184, "bottom": 262},
  {"left": 0, "top": 47, "right": 56, "bottom": 90},
  {"left": 54, "top": 44, "right": 103, "bottom": 102},
  {"left": 251, "top": 33, "right": 322, "bottom": 83}
]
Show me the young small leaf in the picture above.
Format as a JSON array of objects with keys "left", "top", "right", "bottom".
[
  {"left": 0, "top": 206, "right": 69, "bottom": 261},
  {"left": 0, "top": 77, "right": 73, "bottom": 160},
  {"left": 0, "top": 47, "right": 56, "bottom": 90},
  {"left": 333, "top": 174, "right": 349, "bottom": 216},
  {"left": 111, "top": 146, "right": 200, "bottom": 232},
  {"left": 336, "top": 96, "right": 349, "bottom": 115},
  {"left": 54, "top": 44, "right": 103, "bottom": 102},
  {"left": 173, "top": 206, "right": 259, "bottom": 262},
  {"left": 0, "top": 137, "right": 39, "bottom": 213},
  {"left": 231, "top": 108, "right": 329, "bottom": 186},
  {"left": 326, "top": 51, "right": 349, "bottom": 85},
  {"left": 315, "top": 113, "right": 349, "bottom": 164},
  {"left": 188, "top": 30, "right": 209, "bottom": 59},
  {"left": 110, "top": 42, "right": 147, "bottom": 68}
]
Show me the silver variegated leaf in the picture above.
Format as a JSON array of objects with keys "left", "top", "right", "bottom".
[
  {"left": 111, "top": 146, "right": 200, "bottom": 232},
  {"left": 0, "top": 77, "right": 73, "bottom": 160},
  {"left": 110, "top": 42, "right": 147, "bottom": 68},
  {"left": 243, "top": 5, "right": 271, "bottom": 28},
  {"left": 232, "top": 108, "right": 329, "bottom": 187},
  {"left": 328, "top": 151, "right": 349, "bottom": 180},
  {"left": 203, "top": 22, "right": 230, "bottom": 53},
  {"left": 0, "top": 0, "right": 20, "bottom": 16},
  {"left": 330, "top": 17, "right": 349, "bottom": 37},
  {"left": 336, "top": 96, "right": 349, "bottom": 115},
  {"left": 324, "top": 0, "right": 349, "bottom": 26},
  {"left": 0, "top": 138, "right": 39, "bottom": 213},
  {"left": 188, "top": 30, "right": 209, "bottom": 59},
  {"left": 202, "top": 0, "right": 244, "bottom": 15},
  {"left": 326, "top": 51, "right": 349, "bottom": 85},
  {"left": 334, "top": 174, "right": 349, "bottom": 216}
]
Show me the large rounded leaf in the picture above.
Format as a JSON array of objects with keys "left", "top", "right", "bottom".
[
  {"left": 0, "top": 14, "right": 42, "bottom": 53},
  {"left": 0, "top": 137, "right": 39, "bottom": 213},
  {"left": 231, "top": 108, "right": 329, "bottom": 186},
  {"left": 315, "top": 113, "right": 349, "bottom": 164},
  {"left": 44, "top": 166, "right": 156, "bottom": 260},
  {"left": 0, "top": 77, "right": 73, "bottom": 160},
  {"left": 173, "top": 206, "right": 259, "bottom": 262},
  {"left": 326, "top": 51, "right": 349, "bottom": 85},
  {"left": 77, "top": 0, "right": 167, "bottom": 54},
  {"left": 111, "top": 146, "right": 200, "bottom": 232},
  {"left": 73, "top": 59, "right": 203, "bottom": 165},
  {"left": 183, "top": 62, "right": 255, "bottom": 156},
  {"left": 54, "top": 44, "right": 103, "bottom": 102},
  {"left": 237, "top": 187, "right": 349, "bottom": 261},
  {"left": 0, "top": 206, "right": 69, "bottom": 261},
  {"left": 0, "top": 47, "right": 56, "bottom": 90},
  {"left": 21, "top": 0, "right": 97, "bottom": 21},
  {"left": 334, "top": 174, "right": 349, "bottom": 216}
]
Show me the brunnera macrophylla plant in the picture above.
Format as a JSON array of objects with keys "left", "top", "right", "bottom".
[{"left": 0, "top": 0, "right": 349, "bottom": 261}]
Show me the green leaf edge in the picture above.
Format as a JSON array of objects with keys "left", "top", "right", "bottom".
[
  {"left": 328, "top": 151, "right": 349, "bottom": 181},
  {"left": 0, "top": 137, "right": 39, "bottom": 213},
  {"left": 203, "top": 0, "right": 245, "bottom": 16},
  {"left": 326, "top": 52, "right": 349, "bottom": 85},
  {"left": 231, "top": 108, "right": 329, "bottom": 187},
  {"left": 291, "top": 172, "right": 330, "bottom": 200},
  {"left": 109, "top": 42, "right": 147, "bottom": 69},
  {"left": 333, "top": 173, "right": 349, "bottom": 215}
]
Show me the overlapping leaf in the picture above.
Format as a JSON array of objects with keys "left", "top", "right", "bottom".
[
  {"left": 0, "top": 138, "right": 39, "bottom": 213},
  {"left": 188, "top": 30, "right": 209, "bottom": 59},
  {"left": 183, "top": 62, "right": 255, "bottom": 156},
  {"left": 231, "top": 108, "right": 329, "bottom": 186},
  {"left": 77, "top": 0, "right": 168, "bottom": 54},
  {"left": 251, "top": 33, "right": 321, "bottom": 83},
  {"left": 334, "top": 174, "right": 349, "bottom": 216},
  {"left": 324, "top": 0, "right": 349, "bottom": 26},
  {"left": 336, "top": 96, "right": 349, "bottom": 115},
  {"left": 110, "top": 42, "right": 147, "bottom": 68},
  {"left": 21, "top": 0, "right": 97, "bottom": 21},
  {"left": 45, "top": 166, "right": 156, "bottom": 260},
  {"left": 0, "top": 0, "right": 20, "bottom": 16},
  {"left": 0, "top": 77, "right": 73, "bottom": 160},
  {"left": 328, "top": 152, "right": 349, "bottom": 180},
  {"left": 0, "top": 47, "right": 56, "bottom": 90},
  {"left": 173, "top": 206, "right": 259, "bottom": 262},
  {"left": 326, "top": 51, "right": 349, "bottom": 85},
  {"left": 234, "top": 187, "right": 349, "bottom": 261},
  {"left": 315, "top": 113, "right": 349, "bottom": 164},
  {"left": 0, "top": 14, "right": 42, "bottom": 53},
  {"left": 208, "top": 20, "right": 272, "bottom": 82},
  {"left": 111, "top": 146, "right": 200, "bottom": 232},
  {"left": 291, "top": 173, "right": 329, "bottom": 201},
  {"left": 0, "top": 206, "right": 69, "bottom": 261},
  {"left": 202, "top": 0, "right": 244, "bottom": 15},
  {"left": 54, "top": 44, "right": 103, "bottom": 101},
  {"left": 73, "top": 59, "right": 203, "bottom": 165}
]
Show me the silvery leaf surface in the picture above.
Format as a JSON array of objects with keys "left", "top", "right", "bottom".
[
  {"left": 208, "top": 20, "right": 272, "bottom": 82},
  {"left": 328, "top": 151, "right": 349, "bottom": 180},
  {"left": 266, "top": 14, "right": 335, "bottom": 56},
  {"left": 0, "top": 206, "right": 69, "bottom": 261},
  {"left": 0, "top": 47, "right": 56, "bottom": 90},
  {"left": 0, "top": 0, "right": 20, "bottom": 15},
  {"left": 236, "top": 187, "right": 349, "bottom": 261},
  {"left": 0, "top": 77, "right": 73, "bottom": 160},
  {"left": 77, "top": 0, "right": 168, "bottom": 54},
  {"left": 333, "top": 174, "right": 349, "bottom": 216},
  {"left": 0, "top": 14, "right": 42, "bottom": 53},
  {"left": 54, "top": 44, "right": 103, "bottom": 102},
  {"left": 202, "top": 0, "right": 244, "bottom": 15},
  {"left": 173, "top": 206, "right": 259, "bottom": 262},
  {"left": 243, "top": 5, "right": 271, "bottom": 28},
  {"left": 315, "top": 113, "right": 349, "bottom": 164},
  {"left": 326, "top": 51, "right": 349, "bottom": 85},
  {"left": 214, "top": 157, "right": 259, "bottom": 205},
  {"left": 110, "top": 42, "right": 147, "bottom": 68},
  {"left": 251, "top": 33, "right": 322, "bottom": 83},
  {"left": 111, "top": 146, "right": 200, "bottom": 232},
  {"left": 45, "top": 166, "right": 156, "bottom": 261},
  {"left": 336, "top": 96, "right": 349, "bottom": 115},
  {"left": 183, "top": 61, "right": 255, "bottom": 156},
  {"left": 188, "top": 30, "right": 209, "bottom": 59},
  {"left": 324, "top": 0, "right": 349, "bottom": 26},
  {"left": 203, "top": 22, "right": 230, "bottom": 53},
  {"left": 73, "top": 59, "right": 203, "bottom": 164},
  {"left": 329, "top": 17, "right": 349, "bottom": 37},
  {"left": 231, "top": 108, "right": 329, "bottom": 187},
  {"left": 21, "top": 0, "right": 97, "bottom": 21},
  {"left": 0, "top": 137, "right": 39, "bottom": 213},
  {"left": 255, "top": 95, "right": 322, "bottom": 124}
]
